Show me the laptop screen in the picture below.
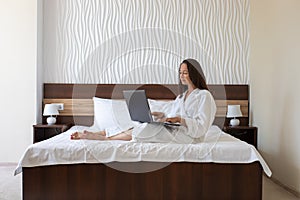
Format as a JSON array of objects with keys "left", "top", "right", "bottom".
[{"left": 123, "top": 90, "right": 153, "bottom": 123}]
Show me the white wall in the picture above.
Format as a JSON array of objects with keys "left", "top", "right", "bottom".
[
  {"left": 43, "top": 0, "right": 250, "bottom": 84},
  {"left": 250, "top": 0, "right": 300, "bottom": 194},
  {"left": 0, "top": 0, "right": 37, "bottom": 162}
]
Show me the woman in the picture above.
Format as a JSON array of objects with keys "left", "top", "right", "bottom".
[{"left": 71, "top": 59, "right": 216, "bottom": 143}]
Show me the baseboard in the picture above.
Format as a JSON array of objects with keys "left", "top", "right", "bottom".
[{"left": 270, "top": 176, "right": 300, "bottom": 198}]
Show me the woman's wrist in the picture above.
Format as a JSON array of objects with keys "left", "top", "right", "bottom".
[{"left": 179, "top": 117, "right": 187, "bottom": 127}]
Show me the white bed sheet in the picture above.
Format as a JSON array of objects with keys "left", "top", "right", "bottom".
[{"left": 15, "top": 125, "right": 271, "bottom": 176}]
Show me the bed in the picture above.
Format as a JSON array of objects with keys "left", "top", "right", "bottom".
[{"left": 17, "top": 84, "right": 271, "bottom": 200}]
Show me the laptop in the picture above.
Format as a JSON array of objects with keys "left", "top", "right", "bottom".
[{"left": 123, "top": 90, "right": 181, "bottom": 126}]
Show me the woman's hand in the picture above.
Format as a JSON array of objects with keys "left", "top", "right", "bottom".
[
  {"left": 151, "top": 112, "right": 165, "bottom": 122},
  {"left": 165, "top": 116, "right": 187, "bottom": 127},
  {"left": 165, "top": 116, "right": 181, "bottom": 123}
]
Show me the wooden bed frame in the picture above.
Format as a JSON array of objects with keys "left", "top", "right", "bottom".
[{"left": 23, "top": 84, "right": 263, "bottom": 200}]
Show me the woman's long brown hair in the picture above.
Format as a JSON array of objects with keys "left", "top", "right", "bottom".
[{"left": 178, "top": 59, "right": 208, "bottom": 94}]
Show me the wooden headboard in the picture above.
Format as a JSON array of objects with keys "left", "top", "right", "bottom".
[{"left": 43, "top": 84, "right": 249, "bottom": 128}]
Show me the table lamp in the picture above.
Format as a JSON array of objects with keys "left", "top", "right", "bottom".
[
  {"left": 226, "top": 105, "right": 242, "bottom": 126},
  {"left": 43, "top": 104, "right": 59, "bottom": 125}
]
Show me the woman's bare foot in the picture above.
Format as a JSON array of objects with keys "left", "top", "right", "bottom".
[
  {"left": 70, "top": 131, "right": 91, "bottom": 139},
  {"left": 70, "top": 130, "right": 107, "bottom": 140}
]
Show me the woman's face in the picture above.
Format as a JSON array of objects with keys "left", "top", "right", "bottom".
[{"left": 179, "top": 63, "right": 192, "bottom": 86}]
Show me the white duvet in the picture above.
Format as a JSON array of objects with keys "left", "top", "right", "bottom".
[{"left": 15, "top": 125, "right": 272, "bottom": 176}]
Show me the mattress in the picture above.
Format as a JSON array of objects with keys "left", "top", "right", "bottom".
[{"left": 15, "top": 125, "right": 271, "bottom": 176}]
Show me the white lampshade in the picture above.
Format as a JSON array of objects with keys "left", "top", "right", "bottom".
[
  {"left": 226, "top": 105, "right": 242, "bottom": 118},
  {"left": 43, "top": 104, "right": 59, "bottom": 116},
  {"left": 227, "top": 105, "right": 242, "bottom": 126},
  {"left": 43, "top": 104, "right": 59, "bottom": 125}
]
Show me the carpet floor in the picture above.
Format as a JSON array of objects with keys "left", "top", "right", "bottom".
[{"left": 0, "top": 163, "right": 21, "bottom": 200}]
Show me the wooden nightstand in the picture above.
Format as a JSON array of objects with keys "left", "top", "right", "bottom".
[
  {"left": 222, "top": 126, "right": 257, "bottom": 148},
  {"left": 33, "top": 124, "right": 72, "bottom": 143}
]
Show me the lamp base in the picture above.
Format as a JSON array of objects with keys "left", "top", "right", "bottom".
[
  {"left": 230, "top": 118, "right": 240, "bottom": 126},
  {"left": 47, "top": 116, "right": 56, "bottom": 125}
]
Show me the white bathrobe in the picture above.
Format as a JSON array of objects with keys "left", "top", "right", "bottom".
[{"left": 132, "top": 88, "right": 217, "bottom": 143}]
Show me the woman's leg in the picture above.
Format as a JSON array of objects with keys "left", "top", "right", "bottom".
[
  {"left": 71, "top": 130, "right": 106, "bottom": 140},
  {"left": 107, "top": 129, "right": 132, "bottom": 141},
  {"left": 71, "top": 129, "right": 133, "bottom": 141}
]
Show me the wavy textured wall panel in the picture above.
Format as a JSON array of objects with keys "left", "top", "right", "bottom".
[{"left": 43, "top": 0, "right": 249, "bottom": 84}]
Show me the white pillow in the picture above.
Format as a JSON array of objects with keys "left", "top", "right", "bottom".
[
  {"left": 148, "top": 99, "right": 173, "bottom": 115},
  {"left": 92, "top": 97, "right": 173, "bottom": 136},
  {"left": 92, "top": 97, "right": 134, "bottom": 135}
]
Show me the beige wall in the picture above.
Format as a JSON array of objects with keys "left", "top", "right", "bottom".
[
  {"left": 0, "top": 0, "right": 37, "bottom": 161},
  {"left": 250, "top": 0, "right": 300, "bottom": 194}
]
